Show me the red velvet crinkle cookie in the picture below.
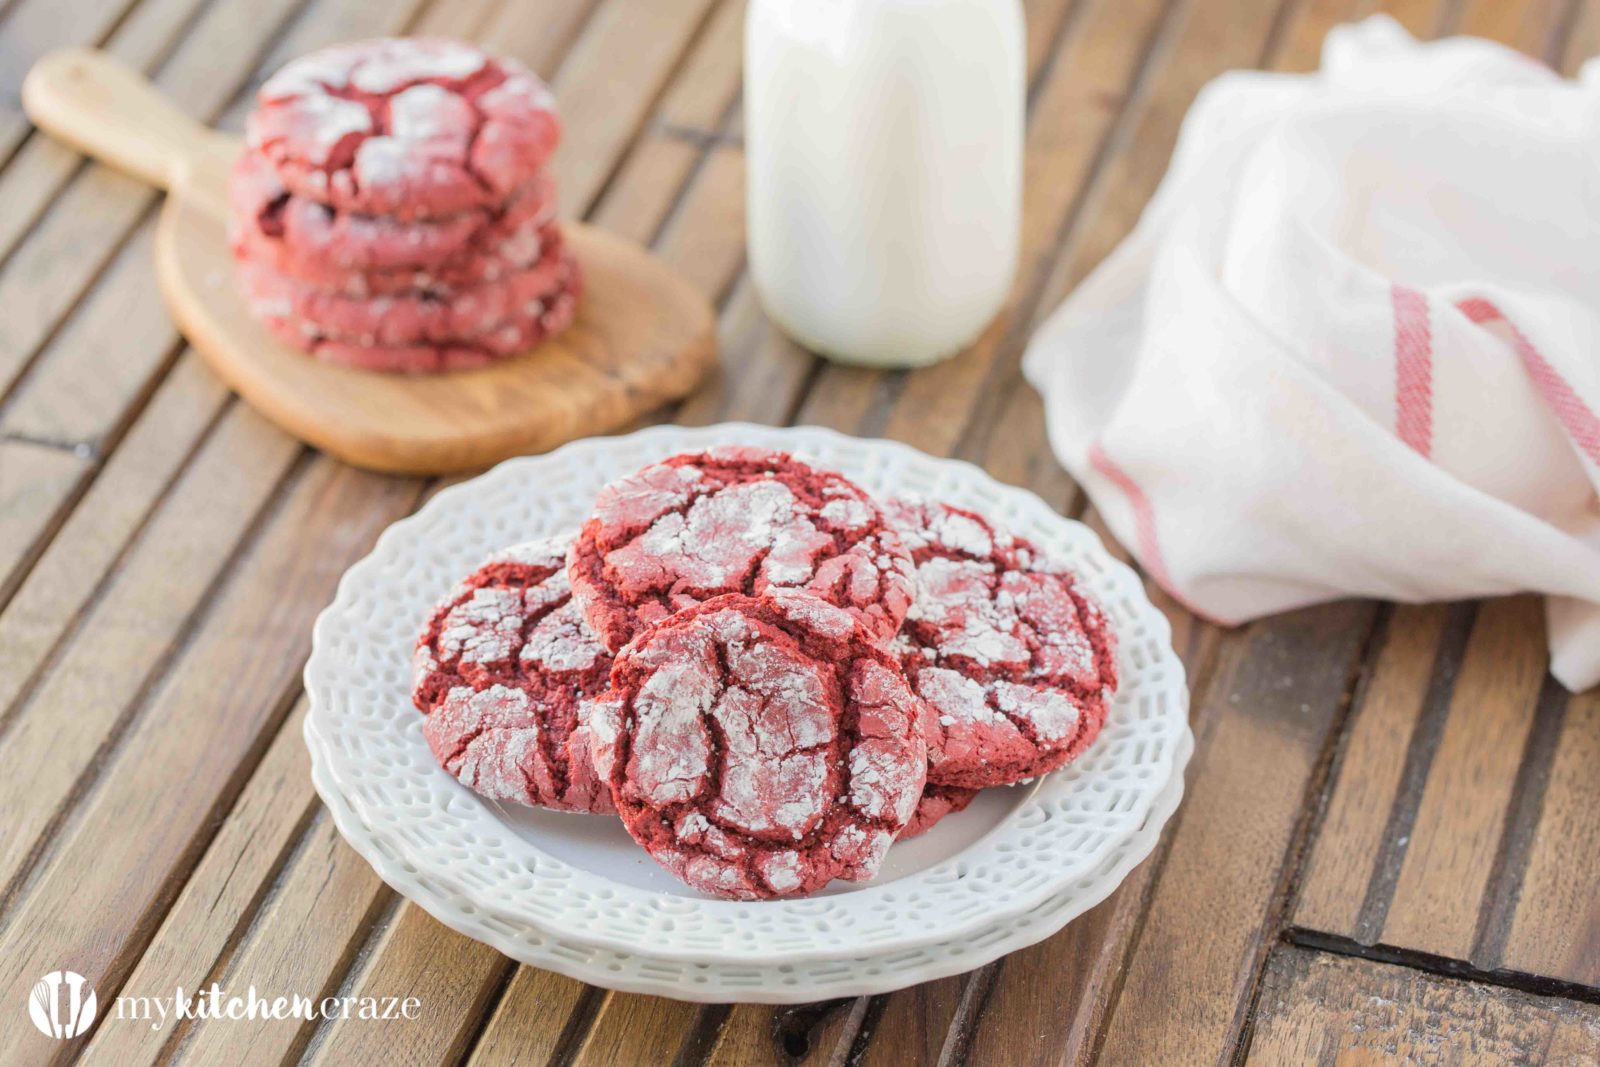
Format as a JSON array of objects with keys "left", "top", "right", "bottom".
[
  {"left": 568, "top": 447, "right": 915, "bottom": 653},
  {"left": 239, "top": 236, "right": 574, "bottom": 347},
  {"left": 260, "top": 256, "right": 580, "bottom": 373},
  {"left": 586, "top": 590, "right": 928, "bottom": 899},
  {"left": 247, "top": 38, "right": 560, "bottom": 220},
  {"left": 888, "top": 498, "right": 1118, "bottom": 790},
  {"left": 411, "top": 536, "right": 614, "bottom": 813},
  {"left": 229, "top": 151, "right": 556, "bottom": 279},
  {"left": 900, "top": 784, "right": 979, "bottom": 839}
]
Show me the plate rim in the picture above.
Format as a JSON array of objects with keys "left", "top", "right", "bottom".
[{"left": 304, "top": 421, "right": 1193, "bottom": 964}]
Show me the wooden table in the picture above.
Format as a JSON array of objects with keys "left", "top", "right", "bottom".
[{"left": 1, "top": 0, "right": 1596, "bottom": 1063}]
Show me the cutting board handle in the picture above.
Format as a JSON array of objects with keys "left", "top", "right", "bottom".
[{"left": 22, "top": 48, "right": 232, "bottom": 191}]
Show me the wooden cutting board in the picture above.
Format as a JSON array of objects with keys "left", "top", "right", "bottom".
[{"left": 22, "top": 48, "right": 717, "bottom": 475}]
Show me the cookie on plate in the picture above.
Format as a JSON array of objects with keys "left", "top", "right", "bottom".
[
  {"left": 889, "top": 498, "right": 1118, "bottom": 790},
  {"left": 586, "top": 590, "right": 927, "bottom": 899},
  {"left": 247, "top": 38, "right": 560, "bottom": 220},
  {"left": 568, "top": 447, "right": 915, "bottom": 652},
  {"left": 412, "top": 536, "right": 614, "bottom": 813},
  {"left": 900, "top": 784, "right": 979, "bottom": 838}
]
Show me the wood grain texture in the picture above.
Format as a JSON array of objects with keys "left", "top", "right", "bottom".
[
  {"left": 1247, "top": 948, "right": 1600, "bottom": 1065},
  {"left": 1293, "top": 604, "right": 1457, "bottom": 937},
  {"left": 1381, "top": 597, "right": 1548, "bottom": 962},
  {"left": 1500, "top": 686, "right": 1600, "bottom": 986}
]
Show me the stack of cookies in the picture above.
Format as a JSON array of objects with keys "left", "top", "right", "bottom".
[
  {"left": 410, "top": 447, "right": 1121, "bottom": 900},
  {"left": 229, "top": 38, "right": 580, "bottom": 374}
]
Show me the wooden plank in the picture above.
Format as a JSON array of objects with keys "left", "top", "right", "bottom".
[
  {"left": 1, "top": 223, "right": 176, "bottom": 444},
  {"left": 460, "top": 967, "right": 591, "bottom": 1066},
  {"left": 676, "top": 276, "right": 815, "bottom": 428},
  {"left": 475, "top": 0, "right": 601, "bottom": 74},
  {"left": 1093, "top": 603, "right": 1375, "bottom": 1064},
  {"left": 171, "top": 813, "right": 392, "bottom": 1065},
  {"left": 1562, "top": 0, "right": 1599, "bottom": 73},
  {"left": 0, "top": 459, "right": 421, "bottom": 1067},
  {"left": 1498, "top": 686, "right": 1600, "bottom": 986},
  {"left": 0, "top": 0, "right": 213, "bottom": 265},
  {"left": 547, "top": 995, "right": 709, "bottom": 1067},
  {"left": 78, "top": 699, "right": 318, "bottom": 1065},
  {"left": 0, "top": 0, "right": 314, "bottom": 399},
  {"left": 1455, "top": 0, "right": 1573, "bottom": 57},
  {"left": 1246, "top": 947, "right": 1600, "bottom": 1064},
  {"left": 548, "top": 0, "right": 722, "bottom": 215},
  {"left": 0, "top": 355, "right": 224, "bottom": 694},
  {"left": 0, "top": 439, "right": 87, "bottom": 595},
  {"left": 0, "top": 0, "right": 146, "bottom": 158},
  {"left": 1380, "top": 597, "right": 1547, "bottom": 962},
  {"left": 0, "top": 404, "right": 299, "bottom": 899},
  {"left": 705, "top": 1000, "right": 865, "bottom": 1067},
  {"left": 1292, "top": 604, "right": 1458, "bottom": 937},
  {"left": 304, "top": 907, "right": 517, "bottom": 1066}
]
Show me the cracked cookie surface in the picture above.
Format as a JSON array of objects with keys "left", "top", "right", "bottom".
[
  {"left": 247, "top": 38, "right": 560, "bottom": 220},
  {"left": 412, "top": 535, "right": 614, "bottom": 813},
  {"left": 888, "top": 498, "right": 1118, "bottom": 789},
  {"left": 586, "top": 590, "right": 927, "bottom": 899},
  {"left": 229, "top": 150, "right": 556, "bottom": 281},
  {"left": 568, "top": 447, "right": 915, "bottom": 653}
]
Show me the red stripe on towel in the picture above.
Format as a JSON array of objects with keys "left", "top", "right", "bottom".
[
  {"left": 1392, "top": 284, "right": 1433, "bottom": 457},
  {"left": 1086, "top": 441, "right": 1214, "bottom": 622},
  {"left": 1457, "top": 297, "right": 1600, "bottom": 466}
]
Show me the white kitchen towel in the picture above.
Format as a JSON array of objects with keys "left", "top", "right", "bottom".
[{"left": 1023, "top": 15, "right": 1600, "bottom": 690}]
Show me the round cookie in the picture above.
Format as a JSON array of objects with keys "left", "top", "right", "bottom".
[
  {"left": 568, "top": 447, "right": 915, "bottom": 653},
  {"left": 888, "top": 498, "right": 1118, "bottom": 790},
  {"left": 239, "top": 236, "right": 574, "bottom": 347},
  {"left": 412, "top": 536, "right": 614, "bottom": 813},
  {"left": 229, "top": 150, "right": 556, "bottom": 278},
  {"left": 259, "top": 256, "right": 580, "bottom": 372},
  {"left": 247, "top": 38, "right": 560, "bottom": 220},
  {"left": 585, "top": 590, "right": 928, "bottom": 900},
  {"left": 900, "top": 784, "right": 979, "bottom": 838}
]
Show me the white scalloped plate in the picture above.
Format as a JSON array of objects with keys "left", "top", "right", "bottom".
[
  {"left": 306, "top": 727, "right": 1191, "bottom": 1002},
  {"left": 304, "top": 423, "right": 1191, "bottom": 964}
]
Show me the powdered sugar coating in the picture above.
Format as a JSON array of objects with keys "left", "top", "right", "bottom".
[
  {"left": 258, "top": 255, "right": 580, "bottom": 373},
  {"left": 239, "top": 233, "right": 575, "bottom": 348},
  {"left": 588, "top": 591, "right": 927, "bottom": 900},
  {"left": 248, "top": 38, "right": 559, "bottom": 220},
  {"left": 569, "top": 448, "right": 915, "bottom": 652},
  {"left": 228, "top": 149, "right": 556, "bottom": 283},
  {"left": 412, "top": 535, "right": 614, "bottom": 812},
  {"left": 889, "top": 498, "right": 1118, "bottom": 789}
]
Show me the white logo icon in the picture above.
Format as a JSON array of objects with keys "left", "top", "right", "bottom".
[{"left": 28, "top": 971, "right": 97, "bottom": 1040}]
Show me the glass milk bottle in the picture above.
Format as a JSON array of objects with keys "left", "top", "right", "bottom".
[{"left": 745, "top": 0, "right": 1024, "bottom": 368}]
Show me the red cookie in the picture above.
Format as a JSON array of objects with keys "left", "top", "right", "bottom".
[
  {"left": 900, "top": 784, "right": 979, "bottom": 838},
  {"left": 247, "top": 38, "right": 560, "bottom": 220},
  {"left": 888, "top": 498, "right": 1118, "bottom": 790},
  {"left": 259, "top": 257, "right": 580, "bottom": 373},
  {"left": 568, "top": 447, "right": 915, "bottom": 653},
  {"left": 586, "top": 590, "right": 927, "bottom": 900},
  {"left": 411, "top": 536, "right": 614, "bottom": 813},
  {"left": 239, "top": 237, "right": 574, "bottom": 347},
  {"left": 229, "top": 149, "right": 556, "bottom": 278}
]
